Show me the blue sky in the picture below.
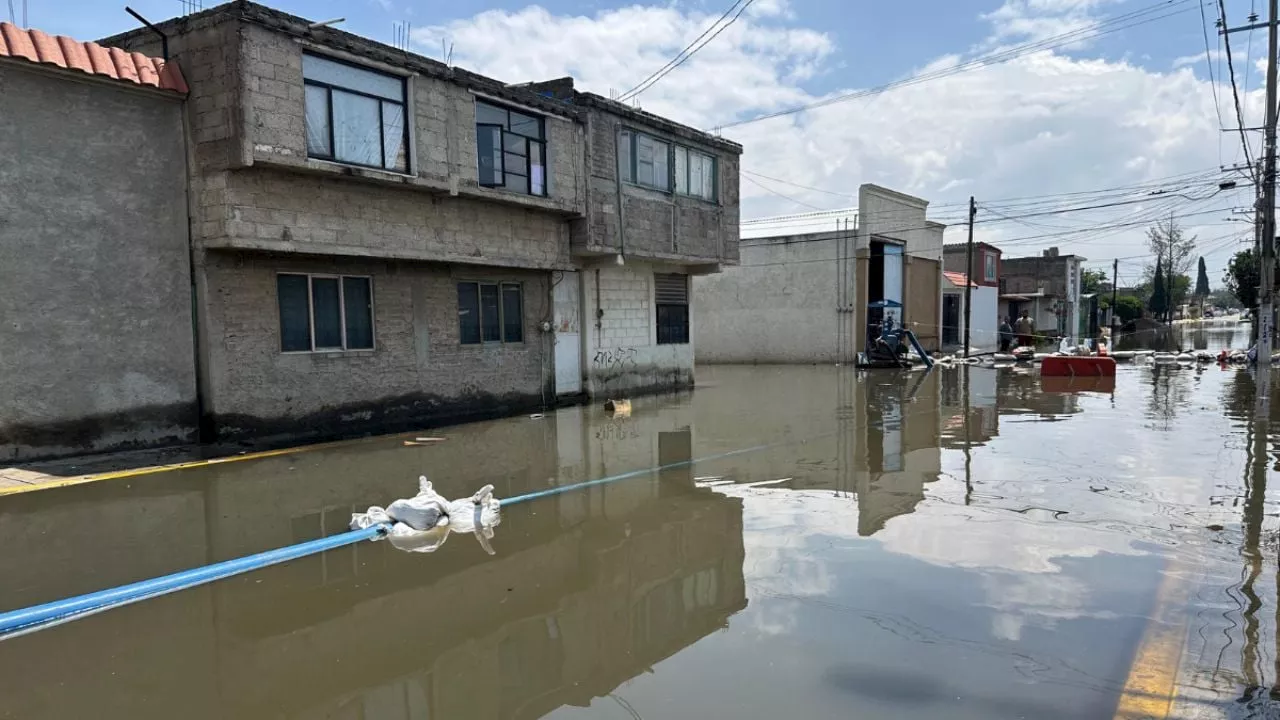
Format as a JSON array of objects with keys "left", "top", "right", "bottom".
[{"left": 19, "top": 0, "right": 1271, "bottom": 280}]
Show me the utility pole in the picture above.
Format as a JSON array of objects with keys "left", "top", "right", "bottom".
[
  {"left": 1258, "top": 0, "right": 1277, "bottom": 417},
  {"left": 1225, "top": 5, "right": 1277, "bottom": 415},
  {"left": 1112, "top": 258, "right": 1119, "bottom": 333},
  {"left": 963, "top": 196, "right": 976, "bottom": 358}
]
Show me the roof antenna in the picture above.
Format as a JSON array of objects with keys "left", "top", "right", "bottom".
[
  {"left": 446, "top": 41, "right": 454, "bottom": 66},
  {"left": 125, "top": 6, "right": 169, "bottom": 60}
]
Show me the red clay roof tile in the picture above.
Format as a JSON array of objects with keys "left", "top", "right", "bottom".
[{"left": 0, "top": 22, "right": 185, "bottom": 94}]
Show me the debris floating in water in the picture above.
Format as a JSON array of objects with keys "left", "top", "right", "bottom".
[
  {"left": 352, "top": 477, "right": 502, "bottom": 555},
  {"left": 604, "top": 398, "right": 632, "bottom": 417}
]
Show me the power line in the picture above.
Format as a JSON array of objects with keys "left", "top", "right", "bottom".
[
  {"left": 740, "top": 169, "right": 857, "bottom": 199},
  {"left": 741, "top": 166, "right": 1236, "bottom": 225},
  {"left": 1218, "top": 0, "right": 1259, "bottom": 179},
  {"left": 741, "top": 173, "right": 828, "bottom": 210},
  {"left": 713, "top": 0, "right": 1195, "bottom": 131},
  {"left": 617, "top": 0, "right": 755, "bottom": 102},
  {"left": 1200, "top": 0, "right": 1227, "bottom": 135}
]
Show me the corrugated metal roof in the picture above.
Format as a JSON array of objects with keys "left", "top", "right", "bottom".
[
  {"left": 0, "top": 22, "right": 186, "bottom": 94},
  {"left": 943, "top": 271, "right": 976, "bottom": 288}
]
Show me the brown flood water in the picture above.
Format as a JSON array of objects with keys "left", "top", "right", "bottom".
[{"left": 2, "top": 321, "right": 1280, "bottom": 719}]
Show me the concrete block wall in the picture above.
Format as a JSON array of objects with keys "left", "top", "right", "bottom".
[
  {"left": 102, "top": 5, "right": 588, "bottom": 266},
  {"left": 198, "top": 251, "right": 553, "bottom": 440},
  {"left": 214, "top": 167, "right": 572, "bottom": 270},
  {"left": 694, "top": 234, "right": 854, "bottom": 364},
  {"left": 582, "top": 263, "right": 694, "bottom": 396},
  {"left": 0, "top": 64, "right": 197, "bottom": 461},
  {"left": 575, "top": 103, "right": 741, "bottom": 265},
  {"left": 235, "top": 22, "right": 586, "bottom": 218}
]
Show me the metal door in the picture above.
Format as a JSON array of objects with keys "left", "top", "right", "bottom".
[{"left": 553, "top": 271, "right": 582, "bottom": 395}]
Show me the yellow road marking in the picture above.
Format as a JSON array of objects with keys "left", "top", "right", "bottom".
[
  {"left": 1113, "top": 556, "right": 1196, "bottom": 719},
  {"left": 0, "top": 435, "right": 394, "bottom": 497}
]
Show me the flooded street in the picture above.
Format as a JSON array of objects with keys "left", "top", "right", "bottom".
[{"left": 3, "top": 323, "right": 1280, "bottom": 718}]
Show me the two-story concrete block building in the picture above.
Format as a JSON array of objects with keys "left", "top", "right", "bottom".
[
  {"left": 88, "top": 1, "right": 740, "bottom": 450},
  {"left": 1000, "top": 248, "right": 1085, "bottom": 341}
]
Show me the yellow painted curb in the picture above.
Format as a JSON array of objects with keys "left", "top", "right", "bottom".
[
  {"left": 1112, "top": 557, "right": 1195, "bottom": 719},
  {"left": 0, "top": 436, "right": 385, "bottom": 498}
]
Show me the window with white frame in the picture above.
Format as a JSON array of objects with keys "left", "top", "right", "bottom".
[
  {"left": 303, "top": 53, "right": 408, "bottom": 172},
  {"left": 673, "top": 145, "right": 716, "bottom": 200},
  {"left": 475, "top": 100, "right": 547, "bottom": 196},
  {"left": 277, "top": 274, "right": 375, "bottom": 352},
  {"left": 457, "top": 281, "right": 524, "bottom": 344},
  {"left": 984, "top": 252, "right": 997, "bottom": 282}
]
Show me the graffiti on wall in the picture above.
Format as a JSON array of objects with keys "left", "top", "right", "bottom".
[{"left": 593, "top": 347, "right": 638, "bottom": 372}]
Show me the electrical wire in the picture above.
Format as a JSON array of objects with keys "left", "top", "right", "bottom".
[
  {"left": 1200, "top": 0, "right": 1227, "bottom": 140},
  {"left": 713, "top": 0, "right": 1196, "bottom": 131},
  {"left": 1218, "top": 0, "right": 1258, "bottom": 179},
  {"left": 617, "top": 0, "right": 755, "bottom": 102},
  {"left": 742, "top": 173, "right": 829, "bottom": 210}
]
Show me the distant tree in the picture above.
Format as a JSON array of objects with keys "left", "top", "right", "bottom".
[
  {"left": 1113, "top": 295, "right": 1145, "bottom": 323},
  {"left": 1195, "top": 257, "right": 1211, "bottom": 297},
  {"left": 1225, "top": 248, "right": 1260, "bottom": 311},
  {"left": 1150, "top": 257, "right": 1168, "bottom": 319},
  {"left": 1081, "top": 268, "right": 1107, "bottom": 295},
  {"left": 1145, "top": 216, "right": 1198, "bottom": 281}
]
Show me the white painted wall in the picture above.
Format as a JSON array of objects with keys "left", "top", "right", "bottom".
[
  {"left": 971, "top": 286, "right": 999, "bottom": 351},
  {"left": 582, "top": 262, "right": 695, "bottom": 397}
]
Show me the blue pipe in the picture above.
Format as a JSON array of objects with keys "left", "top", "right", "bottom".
[
  {"left": 0, "top": 434, "right": 808, "bottom": 640},
  {"left": 0, "top": 524, "right": 386, "bottom": 637},
  {"left": 500, "top": 442, "right": 772, "bottom": 506}
]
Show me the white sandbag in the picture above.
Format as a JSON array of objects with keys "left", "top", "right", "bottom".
[
  {"left": 351, "top": 480, "right": 503, "bottom": 555},
  {"left": 385, "top": 476, "right": 449, "bottom": 531},
  {"left": 386, "top": 523, "right": 452, "bottom": 553}
]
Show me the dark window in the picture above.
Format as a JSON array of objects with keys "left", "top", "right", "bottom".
[
  {"left": 475, "top": 100, "right": 546, "bottom": 196},
  {"left": 458, "top": 282, "right": 525, "bottom": 344},
  {"left": 303, "top": 53, "right": 408, "bottom": 172},
  {"left": 311, "top": 277, "right": 343, "bottom": 349},
  {"left": 457, "top": 282, "right": 481, "bottom": 344},
  {"left": 278, "top": 274, "right": 312, "bottom": 352},
  {"left": 342, "top": 277, "right": 374, "bottom": 349},
  {"left": 277, "top": 274, "right": 375, "bottom": 352},
  {"left": 480, "top": 284, "right": 501, "bottom": 342},
  {"left": 502, "top": 284, "right": 523, "bottom": 342},
  {"left": 655, "top": 273, "right": 689, "bottom": 345}
]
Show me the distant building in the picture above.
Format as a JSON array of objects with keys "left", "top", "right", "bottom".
[
  {"left": 940, "top": 272, "right": 999, "bottom": 352},
  {"left": 694, "top": 184, "right": 944, "bottom": 363},
  {"left": 942, "top": 242, "right": 1002, "bottom": 351},
  {"left": 999, "top": 248, "right": 1086, "bottom": 340}
]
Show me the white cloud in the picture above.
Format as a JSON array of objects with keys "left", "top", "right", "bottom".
[
  {"left": 980, "top": 0, "right": 1121, "bottom": 46},
  {"left": 413, "top": 2, "right": 1257, "bottom": 278}
]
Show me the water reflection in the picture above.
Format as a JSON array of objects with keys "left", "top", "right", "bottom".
[
  {"left": 0, "top": 408, "right": 747, "bottom": 719},
  {"left": 6, "top": 325, "right": 1280, "bottom": 718}
]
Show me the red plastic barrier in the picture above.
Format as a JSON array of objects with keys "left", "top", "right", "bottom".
[{"left": 1040, "top": 355, "right": 1117, "bottom": 377}]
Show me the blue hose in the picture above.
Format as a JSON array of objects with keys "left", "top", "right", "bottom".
[
  {"left": 0, "top": 437, "right": 795, "bottom": 641},
  {"left": 0, "top": 524, "right": 386, "bottom": 638}
]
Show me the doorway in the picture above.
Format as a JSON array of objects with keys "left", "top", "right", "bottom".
[{"left": 942, "top": 295, "right": 960, "bottom": 345}]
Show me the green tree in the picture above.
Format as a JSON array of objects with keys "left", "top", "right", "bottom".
[
  {"left": 1195, "top": 256, "right": 1211, "bottom": 297},
  {"left": 1150, "top": 257, "right": 1168, "bottom": 318},
  {"left": 1081, "top": 268, "right": 1107, "bottom": 294},
  {"left": 1113, "top": 295, "right": 1145, "bottom": 323},
  {"left": 1225, "top": 248, "right": 1260, "bottom": 310}
]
